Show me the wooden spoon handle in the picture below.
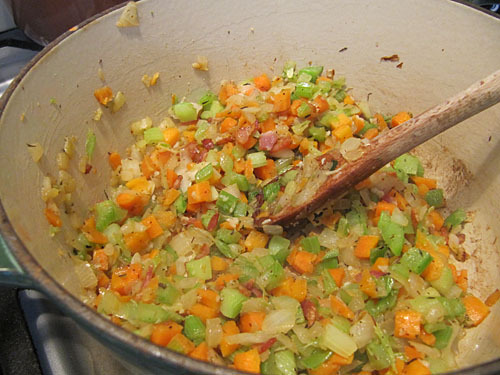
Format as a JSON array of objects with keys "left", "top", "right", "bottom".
[{"left": 271, "top": 69, "right": 500, "bottom": 226}]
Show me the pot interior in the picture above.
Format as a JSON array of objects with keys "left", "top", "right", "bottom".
[{"left": 0, "top": 0, "right": 499, "bottom": 371}]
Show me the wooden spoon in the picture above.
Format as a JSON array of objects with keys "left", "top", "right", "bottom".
[{"left": 268, "top": 69, "right": 500, "bottom": 226}]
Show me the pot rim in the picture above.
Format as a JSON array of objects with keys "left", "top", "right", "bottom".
[{"left": 0, "top": 1, "right": 499, "bottom": 374}]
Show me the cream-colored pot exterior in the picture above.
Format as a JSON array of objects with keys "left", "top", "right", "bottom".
[{"left": 0, "top": 0, "right": 499, "bottom": 373}]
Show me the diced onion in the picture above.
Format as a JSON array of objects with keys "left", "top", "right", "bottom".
[
  {"left": 262, "top": 225, "right": 283, "bottom": 236},
  {"left": 116, "top": 2, "right": 139, "bottom": 27},
  {"left": 206, "top": 318, "right": 223, "bottom": 348},
  {"left": 350, "top": 314, "right": 375, "bottom": 348},
  {"left": 224, "top": 332, "right": 273, "bottom": 346},
  {"left": 262, "top": 309, "right": 296, "bottom": 334},
  {"left": 74, "top": 263, "right": 98, "bottom": 288}
]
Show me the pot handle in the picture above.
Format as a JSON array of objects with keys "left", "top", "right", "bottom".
[{"left": 0, "top": 235, "right": 35, "bottom": 289}]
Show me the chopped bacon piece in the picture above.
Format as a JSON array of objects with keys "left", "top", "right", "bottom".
[
  {"left": 258, "top": 338, "right": 277, "bottom": 354},
  {"left": 202, "top": 138, "right": 215, "bottom": 150},
  {"left": 301, "top": 300, "right": 318, "bottom": 327},
  {"left": 259, "top": 131, "right": 278, "bottom": 151}
]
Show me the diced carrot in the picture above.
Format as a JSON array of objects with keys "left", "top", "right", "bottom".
[
  {"left": 352, "top": 115, "right": 365, "bottom": 134},
  {"left": 92, "top": 249, "right": 109, "bottom": 271},
  {"left": 405, "top": 345, "right": 424, "bottom": 361},
  {"left": 320, "top": 211, "right": 342, "bottom": 229},
  {"left": 271, "top": 277, "right": 307, "bottom": 302},
  {"left": 244, "top": 230, "right": 269, "bottom": 252},
  {"left": 330, "top": 295, "right": 354, "bottom": 320},
  {"left": 253, "top": 73, "right": 271, "bottom": 91},
  {"left": 421, "top": 257, "right": 443, "bottom": 282},
  {"left": 403, "top": 359, "right": 431, "bottom": 375},
  {"left": 343, "top": 95, "right": 355, "bottom": 105},
  {"left": 394, "top": 310, "right": 422, "bottom": 339},
  {"left": 260, "top": 117, "right": 276, "bottom": 133},
  {"left": 233, "top": 348, "right": 261, "bottom": 374},
  {"left": 328, "top": 268, "right": 345, "bottom": 287},
  {"left": 287, "top": 249, "right": 317, "bottom": 274},
  {"left": 220, "top": 117, "right": 238, "bottom": 133},
  {"left": 313, "top": 95, "right": 329, "bottom": 113},
  {"left": 374, "top": 113, "right": 388, "bottom": 130},
  {"left": 168, "top": 333, "right": 196, "bottom": 354},
  {"left": 273, "top": 89, "right": 291, "bottom": 112},
  {"left": 211, "top": 256, "right": 228, "bottom": 272},
  {"left": 254, "top": 159, "right": 277, "bottom": 180},
  {"left": 428, "top": 210, "right": 444, "bottom": 230},
  {"left": 375, "top": 201, "right": 397, "bottom": 218},
  {"left": 157, "top": 151, "right": 172, "bottom": 166},
  {"left": 371, "top": 257, "right": 390, "bottom": 272},
  {"left": 215, "top": 274, "right": 239, "bottom": 290},
  {"left": 309, "top": 354, "right": 341, "bottom": 375},
  {"left": 163, "top": 127, "right": 180, "bottom": 146},
  {"left": 82, "top": 216, "right": 108, "bottom": 244},
  {"left": 166, "top": 169, "right": 178, "bottom": 188},
  {"left": 463, "top": 295, "right": 490, "bottom": 326},
  {"left": 44, "top": 207, "right": 62, "bottom": 227},
  {"left": 364, "top": 128, "right": 379, "bottom": 140},
  {"left": 125, "top": 178, "right": 149, "bottom": 195},
  {"left": 330, "top": 353, "right": 354, "bottom": 365},
  {"left": 97, "top": 272, "right": 110, "bottom": 288},
  {"left": 391, "top": 111, "right": 412, "bottom": 128},
  {"left": 188, "top": 303, "right": 218, "bottom": 323},
  {"left": 333, "top": 124, "right": 353, "bottom": 143},
  {"left": 410, "top": 176, "right": 437, "bottom": 190},
  {"left": 485, "top": 289, "right": 500, "bottom": 307},
  {"left": 141, "top": 154, "right": 156, "bottom": 179},
  {"left": 189, "top": 341, "right": 209, "bottom": 362},
  {"left": 219, "top": 82, "right": 239, "bottom": 105},
  {"left": 299, "top": 137, "right": 310, "bottom": 156},
  {"left": 419, "top": 327, "right": 436, "bottom": 346},
  {"left": 240, "top": 192, "right": 248, "bottom": 204},
  {"left": 220, "top": 320, "right": 240, "bottom": 357},
  {"left": 94, "top": 86, "right": 113, "bottom": 105},
  {"left": 141, "top": 215, "right": 164, "bottom": 239},
  {"left": 108, "top": 152, "right": 122, "bottom": 170},
  {"left": 396, "top": 358, "right": 406, "bottom": 375},
  {"left": 354, "top": 235, "right": 380, "bottom": 259},
  {"left": 182, "top": 130, "right": 195, "bottom": 143},
  {"left": 360, "top": 269, "right": 377, "bottom": 298},
  {"left": 155, "top": 211, "right": 176, "bottom": 228},
  {"left": 163, "top": 188, "right": 181, "bottom": 207},
  {"left": 116, "top": 192, "right": 140, "bottom": 211},
  {"left": 187, "top": 181, "right": 212, "bottom": 204},
  {"left": 290, "top": 99, "right": 305, "bottom": 116},
  {"left": 239, "top": 312, "right": 266, "bottom": 333},
  {"left": 151, "top": 321, "right": 183, "bottom": 347},
  {"left": 198, "top": 289, "right": 220, "bottom": 310},
  {"left": 240, "top": 136, "right": 258, "bottom": 150},
  {"left": 355, "top": 177, "right": 372, "bottom": 190},
  {"left": 437, "top": 244, "right": 450, "bottom": 258},
  {"left": 110, "top": 263, "right": 142, "bottom": 295},
  {"left": 124, "top": 231, "right": 150, "bottom": 253},
  {"left": 244, "top": 159, "right": 254, "bottom": 180}
]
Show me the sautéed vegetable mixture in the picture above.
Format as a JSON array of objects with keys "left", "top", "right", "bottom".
[{"left": 43, "top": 62, "right": 499, "bottom": 374}]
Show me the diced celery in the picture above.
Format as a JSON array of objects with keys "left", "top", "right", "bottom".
[
  {"left": 263, "top": 182, "right": 280, "bottom": 202},
  {"left": 298, "top": 66, "right": 323, "bottom": 83},
  {"left": 186, "top": 256, "right": 212, "bottom": 280},
  {"left": 215, "top": 239, "right": 240, "bottom": 258},
  {"left": 295, "top": 82, "right": 315, "bottom": 99},
  {"left": 319, "top": 112, "right": 336, "bottom": 127},
  {"left": 85, "top": 129, "right": 96, "bottom": 162},
  {"left": 144, "top": 127, "right": 164, "bottom": 144},
  {"left": 358, "top": 121, "right": 377, "bottom": 136},
  {"left": 221, "top": 172, "right": 249, "bottom": 192},
  {"left": 428, "top": 358, "right": 448, "bottom": 374},
  {"left": 234, "top": 256, "right": 259, "bottom": 283},
  {"left": 369, "top": 246, "right": 387, "bottom": 265},
  {"left": 301, "top": 236, "right": 321, "bottom": 254},
  {"left": 322, "top": 270, "right": 338, "bottom": 294},
  {"left": 331, "top": 315, "right": 351, "bottom": 334},
  {"left": 216, "top": 228, "right": 241, "bottom": 244},
  {"left": 366, "top": 340, "right": 392, "bottom": 370},
  {"left": 258, "top": 255, "right": 285, "bottom": 290},
  {"left": 95, "top": 200, "right": 127, "bottom": 232},
  {"left": 375, "top": 276, "right": 394, "bottom": 298},
  {"left": 132, "top": 302, "right": 183, "bottom": 323},
  {"left": 97, "top": 290, "right": 121, "bottom": 315},
  {"left": 167, "top": 334, "right": 192, "bottom": 354},
  {"left": 232, "top": 144, "right": 246, "bottom": 159},
  {"left": 425, "top": 189, "right": 444, "bottom": 207},
  {"left": 247, "top": 152, "right": 267, "bottom": 168},
  {"left": 156, "top": 282, "right": 180, "bottom": 305},
  {"left": 173, "top": 102, "right": 197, "bottom": 122},
  {"left": 378, "top": 211, "right": 404, "bottom": 256},
  {"left": 357, "top": 101, "right": 371, "bottom": 119},
  {"left": 183, "top": 315, "right": 206, "bottom": 345},
  {"left": 220, "top": 288, "right": 248, "bottom": 318},
  {"left": 339, "top": 288, "right": 353, "bottom": 305},
  {"left": 201, "top": 210, "right": 217, "bottom": 230},
  {"left": 174, "top": 193, "right": 187, "bottom": 214},
  {"left": 401, "top": 247, "right": 433, "bottom": 274},
  {"left": 280, "top": 170, "right": 299, "bottom": 186},
  {"left": 220, "top": 152, "right": 234, "bottom": 173},
  {"left": 430, "top": 266, "right": 454, "bottom": 295},
  {"left": 297, "top": 102, "right": 312, "bottom": 117},
  {"left": 319, "top": 323, "right": 357, "bottom": 357},
  {"left": 437, "top": 297, "right": 465, "bottom": 319},
  {"left": 317, "top": 80, "right": 333, "bottom": 94},
  {"left": 409, "top": 296, "right": 446, "bottom": 323},
  {"left": 233, "top": 201, "right": 248, "bottom": 217},
  {"left": 337, "top": 217, "right": 349, "bottom": 237},
  {"left": 282, "top": 60, "right": 297, "bottom": 80},
  {"left": 365, "top": 289, "right": 398, "bottom": 317},
  {"left": 394, "top": 153, "right": 420, "bottom": 175},
  {"left": 316, "top": 256, "right": 338, "bottom": 272},
  {"left": 274, "top": 349, "right": 296, "bottom": 375},
  {"left": 433, "top": 325, "right": 453, "bottom": 349},
  {"left": 390, "top": 261, "right": 410, "bottom": 279},
  {"left": 424, "top": 322, "right": 448, "bottom": 333},
  {"left": 332, "top": 77, "right": 345, "bottom": 89},
  {"left": 301, "top": 348, "right": 332, "bottom": 369},
  {"left": 195, "top": 164, "right": 214, "bottom": 183},
  {"left": 269, "top": 235, "right": 291, "bottom": 264},
  {"left": 194, "top": 120, "right": 209, "bottom": 143},
  {"left": 261, "top": 353, "right": 279, "bottom": 375},
  {"left": 198, "top": 91, "right": 217, "bottom": 110},
  {"left": 308, "top": 126, "right": 326, "bottom": 142},
  {"left": 275, "top": 158, "right": 292, "bottom": 174},
  {"left": 216, "top": 191, "right": 239, "bottom": 215},
  {"left": 334, "top": 90, "right": 346, "bottom": 101},
  {"left": 444, "top": 208, "right": 466, "bottom": 228}
]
